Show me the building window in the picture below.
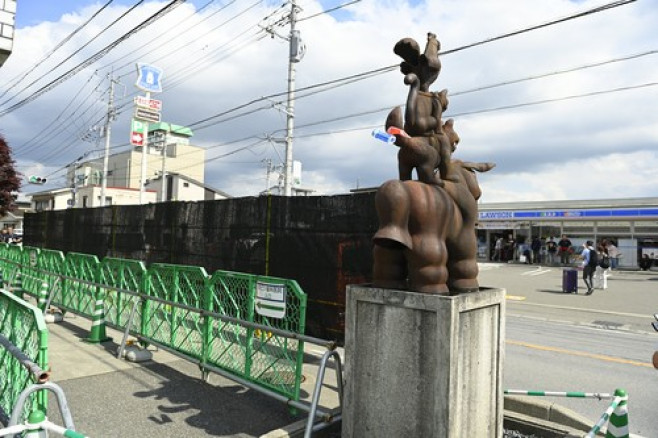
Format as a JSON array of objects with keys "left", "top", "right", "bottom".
[
  {"left": 183, "top": 182, "right": 189, "bottom": 188},
  {"left": 82, "top": 196, "right": 88, "bottom": 207},
  {"left": 105, "top": 197, "right": 112, "bottom": 206}
]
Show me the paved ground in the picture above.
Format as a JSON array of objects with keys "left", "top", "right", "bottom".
[{"left": 41, "top": 316, "right": 341, "bottom": 437}]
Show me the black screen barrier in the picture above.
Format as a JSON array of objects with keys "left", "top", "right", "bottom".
[{"left": 24, "top": 193, "right": 378, "bottom": 340}]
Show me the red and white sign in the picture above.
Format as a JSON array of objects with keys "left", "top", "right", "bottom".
[
  {"left": 133, "top": 96, "right": 162, "bottom": 111},
  {"left": 130, "top": 132, "right": 144, "bottom": 146}
]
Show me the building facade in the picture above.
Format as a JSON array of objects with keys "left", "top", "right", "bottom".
[
  {"left": 0, "top": 0, "right": 16, "bottom": 67},
  {"left": 477, "top": 197, "right": 658, "bottom": 268},
  {"left": 30, "top": 122, "right": 228, "bottom": 210}
]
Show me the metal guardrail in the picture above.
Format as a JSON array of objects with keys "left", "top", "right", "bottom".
[{"left": 0, "top": 245, "right": 308, "bottom": 402}]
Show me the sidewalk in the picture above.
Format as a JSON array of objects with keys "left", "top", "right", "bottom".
[{"left": 43, "top": 314, "right": 341, "bottom": 437}]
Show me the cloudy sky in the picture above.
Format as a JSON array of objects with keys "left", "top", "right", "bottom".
[{"left": 2, "top": 0, "right": 657, "bottom": 203}]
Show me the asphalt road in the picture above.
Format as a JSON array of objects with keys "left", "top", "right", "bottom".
[
  {"left": 479, "top": 263, "right": 658, "bottom": 437},
  {"left": 505, "top": 316, "right": 657, "bottom": 436}
]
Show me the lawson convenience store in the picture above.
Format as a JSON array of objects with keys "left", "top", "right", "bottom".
[{"left": 477, "top": 197, "right": 658, "bottom": 268}]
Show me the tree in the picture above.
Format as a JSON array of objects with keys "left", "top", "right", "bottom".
[{"left": 0, "top": 134, "right": 21, "bottom": 216}]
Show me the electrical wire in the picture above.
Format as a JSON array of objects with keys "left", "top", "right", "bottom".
[
  {"left": 20, "top": 0, "right": 643, "bottom": 186},
  {"left": 0, "top": 1, "right": 145, "bottom": 109},
  {"left": 0, "top": 0, "right": 116, "bottom": 100},
  {"left": 0, "top": 0, "right": 186, "bottom": 118},
  {"left": 297, "top": 0, "right": 361, "bottom": 22}
]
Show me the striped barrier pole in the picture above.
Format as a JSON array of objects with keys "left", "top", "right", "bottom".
[
  {"left": 85, "top": 286, "right": 111, "bottom": 343},
  {"left": 37, "top": 281, "right": 48, "bottom": 311},
  {"left": 587, "top": 396, "right": 622, "bottom": 438},
  {"left": 605, "top": 389, "right": 629, "bottom": 438},
  {"left": 0, "top": 410, "right": 89, "bottom": 438},
  {"left": 504, "top": 389, "right": 612, "bottom": 400}
]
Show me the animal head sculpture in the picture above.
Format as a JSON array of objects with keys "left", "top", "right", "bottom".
[{"left": 394, "top": 33, "right": 441, "bottom": 92}]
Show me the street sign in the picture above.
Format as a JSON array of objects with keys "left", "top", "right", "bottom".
[
  {"left": 254, "top": 282, "right": 287, "bottom": 319},
  {"left": 131, "top": 132, "right": 144, "bottom": 146},
  {"left": 134, "top": 96, "right": 162, "bottom": 111},
  {"left": 135, "top": 63, "right": 163, "bottom": 93},
  {"left": 134, "top": 107, "right": 161, "bottom": 123},
  {"left": 130, "top": 118, "right": 146, "bottom": 146}
]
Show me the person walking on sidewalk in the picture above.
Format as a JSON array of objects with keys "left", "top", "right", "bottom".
[{"left": 581, "top": 240, "right": 597, "bottom": 295}]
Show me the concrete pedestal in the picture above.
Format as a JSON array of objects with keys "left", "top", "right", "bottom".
[{"left": 342, "top": 285, "right": 506, "bottom": 438}]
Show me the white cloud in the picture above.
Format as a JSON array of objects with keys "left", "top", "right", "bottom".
[{"left": 2, "top": 0, "right": 657, "bottom": 203}]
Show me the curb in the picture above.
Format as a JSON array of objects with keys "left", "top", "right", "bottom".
[{"left": 260, "top": 396, "right": 617, "bottom": 438}]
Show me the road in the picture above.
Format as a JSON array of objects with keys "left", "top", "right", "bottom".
[{"left": 477, "top": 263, "right": 658, "bottom": 436}]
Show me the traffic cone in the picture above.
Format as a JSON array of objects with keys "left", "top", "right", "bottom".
[
  {"left": 37, "top": 281, "right": 48, "bottom": 311},
  {"left": 605, "top": 388, "right": 629, "bottom": 438},
  {"left": 85, "top": 287, "right": 111, "bottom": 343}
]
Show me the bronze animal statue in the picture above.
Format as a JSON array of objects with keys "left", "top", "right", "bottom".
[
  {"left": 387, "top": 32, "right": 459, "bottom": 186},
  {"left": 373, "top": 120, "right": 494, "bottom": 294},
  {"left": 372, "top": 32, "right": 496, "bottom": 294}
]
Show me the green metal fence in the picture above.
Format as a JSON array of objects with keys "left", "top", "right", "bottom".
[
  {"left": 62, "top": 252, "right": 100, "bottom": 316},
  {"left": 0, "top": 289, "right": 48, "bottom": 424},
  {"left": 143, "top": 264, "right": 209, "bottom": 360},
  {"left": 0, "top": 246, "right": 308, "bottom": 402},
  {"left": 20, "top": 246, "right": 42, "bottom": 297},
  {"left": 98, "top": 258, "right": 146, "bottom": 329},
  {"left": 207, "top": 271, "right": 307, "bottom": 399}
]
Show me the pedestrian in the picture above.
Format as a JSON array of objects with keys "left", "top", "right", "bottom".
[
  {"left": 581, "top": 240, "right": 597, "bottom": 295},
  {"left": 594, "top": 242, "right": 608, "bottom": 289},
  {"left": 606, "top": 240, "right": 620, "bottom": 269},
  {"left": 493, "top": 236, "right": 503, "bottom": 261},
  {"left": 558, "top": 234, "right": 572, "bottom": 265},
  {"left": 546, "top": 237, "right": 557, "bottom": 265},
  {"left": 0, "top": 228, "right": 7, "bottom": 243},
  {"left": 531, "top": 236, "right": 541, "bottom": 264},
  {"left": 505, "top": 234, "right": 515, "bottom": 262},
  {"left": 6, "top": 226, "right": 21, "bottom": 245},
  {"left": 640, "top": 254, "right": 652, "bottom": 271}
]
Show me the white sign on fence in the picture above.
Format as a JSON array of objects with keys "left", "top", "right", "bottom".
[{"left": 255, "top": 282, "right": 287, "bottom": 319}]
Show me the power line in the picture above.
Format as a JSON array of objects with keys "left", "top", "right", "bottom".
[
  {"left": 0, "top": 1, "right": 145, "bottom": 109},
  {"left": 0, "top": 0, "right": 185, "bottom": 118},
  {"left": 297, "top": 0, "right": 361, "bottom": 22},
  {"left": 22, "top": 0, "right": 643, "bottom": 184},
  {"left": 0, "top": 0, "right": 116, "bottom": 100}
]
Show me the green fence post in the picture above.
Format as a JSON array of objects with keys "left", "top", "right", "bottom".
[
  {"left": 244, "top": 275, "right": 256, "bottom": 378},
  {"left": 140, "top": 270, "right": 151, "bottom": 343},
  {"left": 200, "top": 276, "right": 213, "bottom": 381},
  {"left": 605, "top": 388, "right": 629, "bottom": 438}
]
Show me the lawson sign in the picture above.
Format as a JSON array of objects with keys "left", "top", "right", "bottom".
[{"left": 479, "top": 208, "right": 658, "bottom": 221}]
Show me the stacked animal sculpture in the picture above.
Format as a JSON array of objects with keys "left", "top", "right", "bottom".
[{"left": 372, "top": 33, "right": 495, "bottom": 294}]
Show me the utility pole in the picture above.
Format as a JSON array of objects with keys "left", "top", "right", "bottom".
[
  {"left": 160, "top": 140, "right": 169, "bottom": 202},
  {"left": 101, "top": 73, "right": 117, "bottom": 207},
  {"left": 284, "top": 0, "right": 302, "bottom": 196},
  {"left": 263, "top": 158, "right": 272, "bottom": 194},
  {"left": 138, "top": 93, "right": 150, "bottom": 205}
]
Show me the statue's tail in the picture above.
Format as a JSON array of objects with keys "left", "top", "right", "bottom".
[{"left": 385, "top": 106, "right": 404, "bottom": 132}]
